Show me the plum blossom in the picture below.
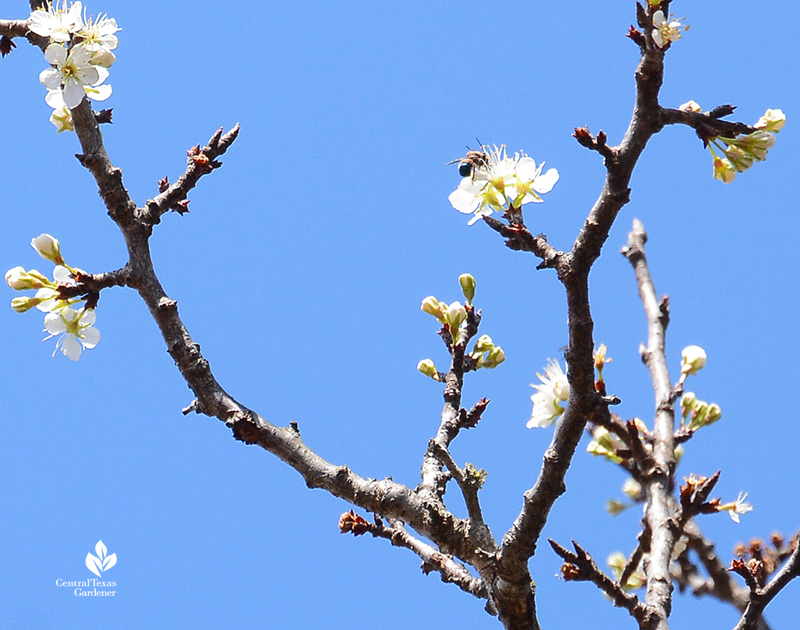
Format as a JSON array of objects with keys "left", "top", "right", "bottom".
[
  {"left": 528, "top": 358, "right": 569, "bottom": 429},
  {"left": 720, "top": 492, "right": 753, "bottom": 523},
  {"left": 652, "top": 11, "right": 688, "bottom": 48},
  {"left": 39, "top": 43, "right": 111, "bottom": 109},
  {"left": 43, "top": 306, "right": 100, "bottom": 361},
  {"left": 28, "top": 1, "right": 83, "bottom": 43},
  {"left": 449, "top": 145, "right": 558, "bottom": 225},
  {"left": 75, "top": 12, "right": 119, "bottom": 55}
]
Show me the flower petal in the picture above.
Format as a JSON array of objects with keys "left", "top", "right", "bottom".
[
  {"left": 533, "top": 168, "right": 559, "bottom": 194},
  {"left": 62, "top": 80, "right": 86, "bottom": 109},
  {"left": 61, "top": 334, "right": 83, "bottom": 361},
  {"left": 80, "top": 326, "right": 100, "bottom": 349}
]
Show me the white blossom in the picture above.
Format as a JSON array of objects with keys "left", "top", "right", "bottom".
[
  {"left": 75, "top": 12, "right": 119, "bottom": 54},
  {"left": 527, "top": 358, "right": 569, "bottom": 429},
  {"left": 724, "top": 492, "right": 753, "bottom": 523},
  {"left": 28, "top": 1, "right": 83, "bottom": 43},
  {"left": 39, "top": 43, "right": 110, "bottom": 109},
  {"left": 449, "top": 145, "right": 558, "bottom": 225},
  {"left": 43, "top": 306, "right": 100, "bottom": 361},
  {"left": 652, "top": 11, "right": 688, "bottom": 48}
]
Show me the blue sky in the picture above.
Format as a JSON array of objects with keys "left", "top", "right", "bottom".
[{"left": 1, "top": 1, "right": 798, "bottom": 628}]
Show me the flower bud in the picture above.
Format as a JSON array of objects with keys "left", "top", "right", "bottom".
[
  {"left": 680, "top": 392, "right": 697, "bottom": 418},
  {"left": 741, "top": 130, "right": 775, "bottom": 161},
  {"left": 679, "top": 100, "right": 702, "bottom": 113},
  {"left": 681, "top": 345, "right": 707, "bottom": 375},
  {"left": 417, "top": 359, "right": 440, "bottom": 381},
  {"left": 606, "top": 500, "right": 626, "bottom": 516},
  {"left": 446, "top": 301, "right": 467, "bottom": 333},
  {"left": 706, "top": 403, "right": 722, "bottom": 424},
  {"left": 483, "top": 346, "right": 505, "bottom": 369},
  {"left": 754, "top": 109, "right": 786, "bottom": 133},
  {"left": 5, "top": 266, "right": 51, "bottom": 290},
  {"left": 713, "top": 157, "right": 735, "bottom": 184},
  {"left": 622, "top": 478, "right": 642, "bottom": 501},
  {"left": 31, "top": 234, "right": 64, "bottom": 265},
  {"left": 472, "top": 334, "right": 494, "bottom": 354},
  {"left": 723, "top": 145, "right": 754, "bottom": 172},
  {"left": 458, "top": 273, "right": 476, "bottom": 304},
  {"left": 11, "top": 296, "right": 41, "bottom": 313},
  {"left": 420, "top": 296, "right": 444, "bottom": 321}
]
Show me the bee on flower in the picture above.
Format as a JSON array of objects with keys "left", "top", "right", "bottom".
[{"left": 448, "top": 144, "right": 559, "bottom": 225}]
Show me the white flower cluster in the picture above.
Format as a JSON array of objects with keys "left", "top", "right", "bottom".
[
  {"left": 449, "top": 145, "right": 559, "bottom": 225},
  {"left": 6, "top": 234, "right": 100, "bottom": 361},
  {"left": 30, "top": 1, "right": 119, "bottom": 131}
]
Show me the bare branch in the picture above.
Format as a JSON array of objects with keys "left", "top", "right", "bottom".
[
  {"left": 340, "top": 512, "right": 492, "bottom": 604},
  {"left": 482, "top": 215, "right": 562, "bottom": 269},
  {"left": 622, "top": 219, "right": 679, "bottom": 630},
  {"left": 549, "top": 539, "right": 649, "bottom": 624},
  {"left": 733, "top": 538, "right": 800, "bottom": 630},
  {"left": 141, "top": 124, "right": 240, "bottom": 224}
]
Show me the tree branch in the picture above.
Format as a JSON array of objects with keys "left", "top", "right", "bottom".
[
  {"left": 340, "top": 512, "right": 492, "bottom": 604},
  {"left": 549, "top": 538, "right": 649, "bottom": 624},
  {"left": 622, "top": 218, "right": 679, "bottom": 629},
  {"left": 733, "top": 537, "right": 800, "bottom": 630}
]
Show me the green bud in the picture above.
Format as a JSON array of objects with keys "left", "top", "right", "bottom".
[
  {"left": 420, "top": 296, "right": 444, "bottom": 321},
  {"left": 482, "top": 346, "right": 505, "bottom": 369},
  {"left": 472, "top": 334, "right": 494, "bottom": 354},
  {"left": 606, "top": 500, "right": 626, "bottom": 516},
  {"left": 11, "top": 296, "right": 40, "bottom": 313},
  {"left": 707, "top": 403, "right": 722, "bottom": 424},
  {"left": 417, "top": 359, "right": 440, "bottom": 381},
  {"left": 458, "top": 273, "right": 476, "bottom": 304}
]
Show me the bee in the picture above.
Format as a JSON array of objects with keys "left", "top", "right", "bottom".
[{"left": 448, "top": 144, "right": 490, "bottom": 179}]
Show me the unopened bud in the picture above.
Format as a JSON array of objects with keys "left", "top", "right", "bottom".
[
  {"left": 5, "top": 266, "right": 51, "bottom": 290},
  {"left": 446, "top": 301, "right": 467, "bottom": 333},
  {"left": 606, "top": 500, "right": 626, "bottom": 516},
  {"left": 473, "top": 334, "right": 494, "bottom": 354},
  {"left": 417, "top": 359, "right": 440, "bottom": 381},
  {"left": 622, "top": 478, "right": 642, "bottom": 501},
  {"left": 420, "top": 296, "right": 444, "bottom": 321},
  {"left": 11, "top": 296, "right": 40, "bottom": 313},
  {"left": 754, "top": 109, "right": 786, "bottom": 133},
  {"left": 31, "top": 234, "right": 64, "bottom": 265},
  {"left": 713, "top": 157, "right": 735, "bottom": 184},
  {"left": 681, "top": 345, "right": 707, "bottom": 375},
  {"left": 458, "top": 273, "right": 476, "bottom": 304},
  {"left": 482, "top": 346, "right": 505, "bottom": 369},
  {"left": 680, "top": 392, "right": 697, "bottom": 418}
]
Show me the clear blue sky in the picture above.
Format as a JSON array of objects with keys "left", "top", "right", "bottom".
[{"left": 1, "top": 1, "right": 798, "bottom": 628}]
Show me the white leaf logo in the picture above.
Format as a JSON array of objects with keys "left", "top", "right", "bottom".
[
  {"left": 86, "top": 553, "right": 103, "bottom": 577},
  {"left": 85, "top": 540, "right": 116, "bottom": 577}
]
